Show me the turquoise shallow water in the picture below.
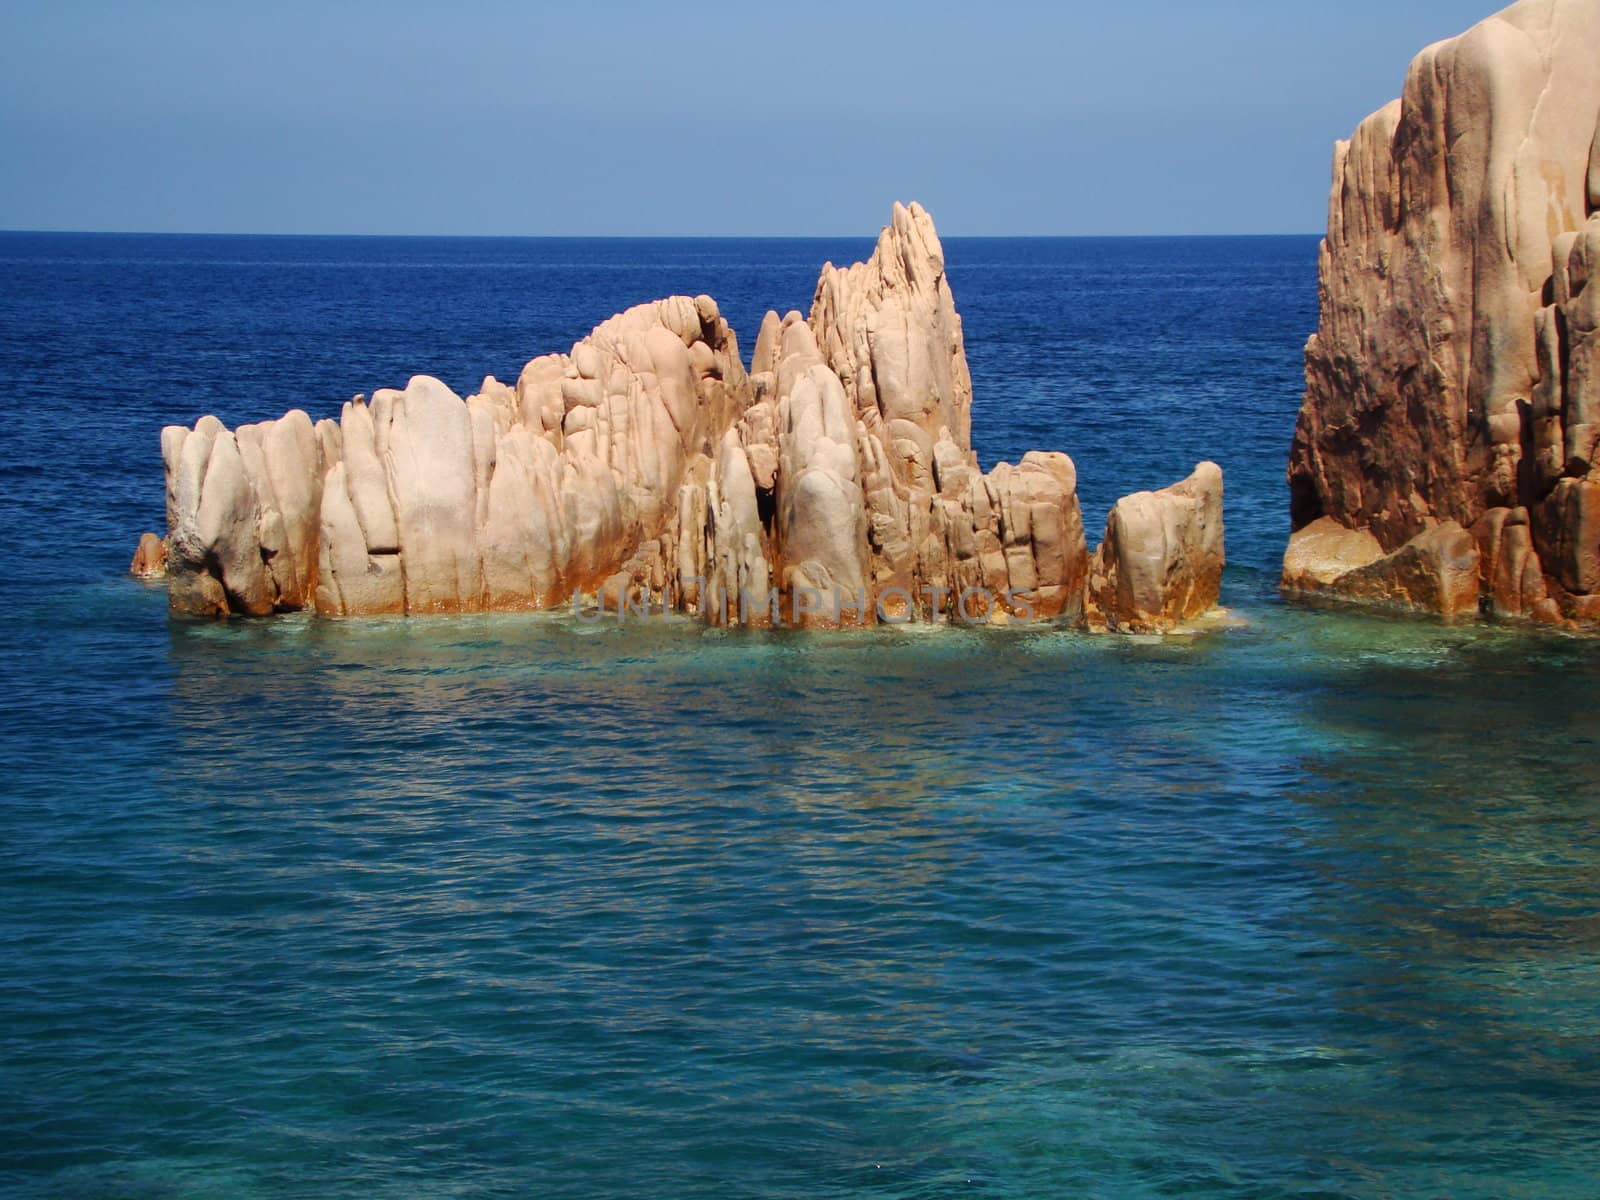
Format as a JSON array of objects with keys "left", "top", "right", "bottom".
[
  {"left": 8, "top": 576, "right": 1600, "bottom": 1198},
  {"left": 3, "top": 235, "right": 1600, "bottom": 1198}
]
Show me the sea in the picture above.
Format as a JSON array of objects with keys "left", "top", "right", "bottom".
[{"left": 2, "top": 233, "right": 1598, "bottom": 1199}]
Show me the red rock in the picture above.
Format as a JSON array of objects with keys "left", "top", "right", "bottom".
[
  {"left": 1326, "top": 522, "right": 1482, "bottom": 620},
  {"left": 129, "top": 532, "right": 167, "bottom": 580},
  {"left": 1281, "top": 517, "right": 1384, "bottom": 595},
  {"left": 1285, "top": 0, "right": 1600, "bottom": 630},
  {"left": 1086, "top": 463, "right": 1225, "bottom": 634}
]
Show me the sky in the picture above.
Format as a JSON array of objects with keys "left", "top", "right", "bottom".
[{"left": 0, "top": 0, "right": 1507, "bottom": 236}]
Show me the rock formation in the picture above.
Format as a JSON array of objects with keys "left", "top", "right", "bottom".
[
  {"left": 1286, "top": 0, "right": 1600, "bottom": 628},
  {"left": 129, "top": 532, "right": 167, "bottom": 579},
  {"left": 317, "top": 297, "right": 750, "bottom": 619},
  {"left": 1086, "top": 463, "right": 1224, "bottom": 633},
  {"left": 153, "top": 202, "right": 1221, "bottom": 632},
  {"left": 162, "top": 409, "right": 326, "bottom": 615},
  {"left": 1282, "top": 516, "right": 1481, "bottom": 618},
  {"left": 1280, "top": 517, "right": 1384, "bottom": 595}
]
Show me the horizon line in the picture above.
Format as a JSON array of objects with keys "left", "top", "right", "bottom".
[{"left": 0, "top": 227, "right": 1323, "bottom": 241}]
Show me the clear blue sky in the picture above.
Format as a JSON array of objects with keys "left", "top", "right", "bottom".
[{"left": 0, "top": 0, "right": 1501, "bottom": 236}]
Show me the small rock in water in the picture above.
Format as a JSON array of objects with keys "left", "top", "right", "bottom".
[{"left": 129, "top": 531, "right": 167, "bottom": 579}]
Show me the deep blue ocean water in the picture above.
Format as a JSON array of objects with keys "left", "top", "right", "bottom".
[{"left": 2, "top": 233, "right": 1599, "bottom": 1199}]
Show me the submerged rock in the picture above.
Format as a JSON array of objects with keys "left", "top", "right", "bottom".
[
  {"left": 155, "top": 203, "right": 1218, "bottom": 633},
  {"left": 1286, "top": 0, "right": 1600, "bottom": 629},
  {"left": 1086, "top": 462, "right": 1225, "bottom": 633}
]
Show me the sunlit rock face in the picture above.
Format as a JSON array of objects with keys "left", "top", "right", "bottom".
[
  {"left": 677, "top": 202, "right": 1093, "bottom": 629},
  {"left": 163, "top": 409, "right": 326, "bottom": 616},
  {"left": 167, "top": 296, "right": 749, "bottom": 620},
  {"left": 129, "top": 532, "right": 167, "bottom": 580},
  {"left": 1286, "top": 0, "right": 1600, "bottom": 627},
  {"left": 159, "top": 202, "right": 1214, "bottom": 632},
  {"left": 1086, "top": 462, "right": 1224, "bottom": 634}
]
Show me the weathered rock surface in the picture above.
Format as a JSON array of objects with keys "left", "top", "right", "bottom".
[
  {"left": 129, "top": 532, "right": 167, "bottom": 579},
  {"left": 156, "top": 202, "right": 1214, "bottom": 632},
  {"left": 1280, "top": 517, "right": 1384, "bottom": 595},
  {"left": 1086, "top": 462, "right": 1225, "bottom": 633},
  {"left": 171, "top": 297, "right": 748, "bottom": 619},
  {"left": 1286, "top": 0, "right": 1600, "bottom": 628},
  {"left": 810, "top": 200, "right": 974, "bottom": 609},
  {"left": 1287, "top": 519, "right": 1481, "bottom": 618},
  {"left": 1327, "top": 522, "right": 1482, "bottom": 619},
  {"left": 162, "top": 409, "right": 326, "bottom": 616}
]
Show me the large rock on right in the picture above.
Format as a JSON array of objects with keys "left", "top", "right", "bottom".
[
  {"left": 1087, "top": 463, "right": 1224, "bottom": 633},
  {"left": 1285, "top": 0, "right": 1600, "bottom": 629}
]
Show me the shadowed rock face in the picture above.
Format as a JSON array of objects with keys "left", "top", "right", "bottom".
[
  {"left": 1286, "top": 0, "right": 1600, "bottom": 628},
  {"left": 156, "top": 202, "right": 1219, "bottom": 631}
]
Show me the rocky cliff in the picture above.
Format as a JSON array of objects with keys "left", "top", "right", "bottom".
[
  {"left": 154, "top": 203, "right": 1222, "bottom": 631},
  {"left": 1286, "top": 0, "right": 1600, "bottom": 626}
]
